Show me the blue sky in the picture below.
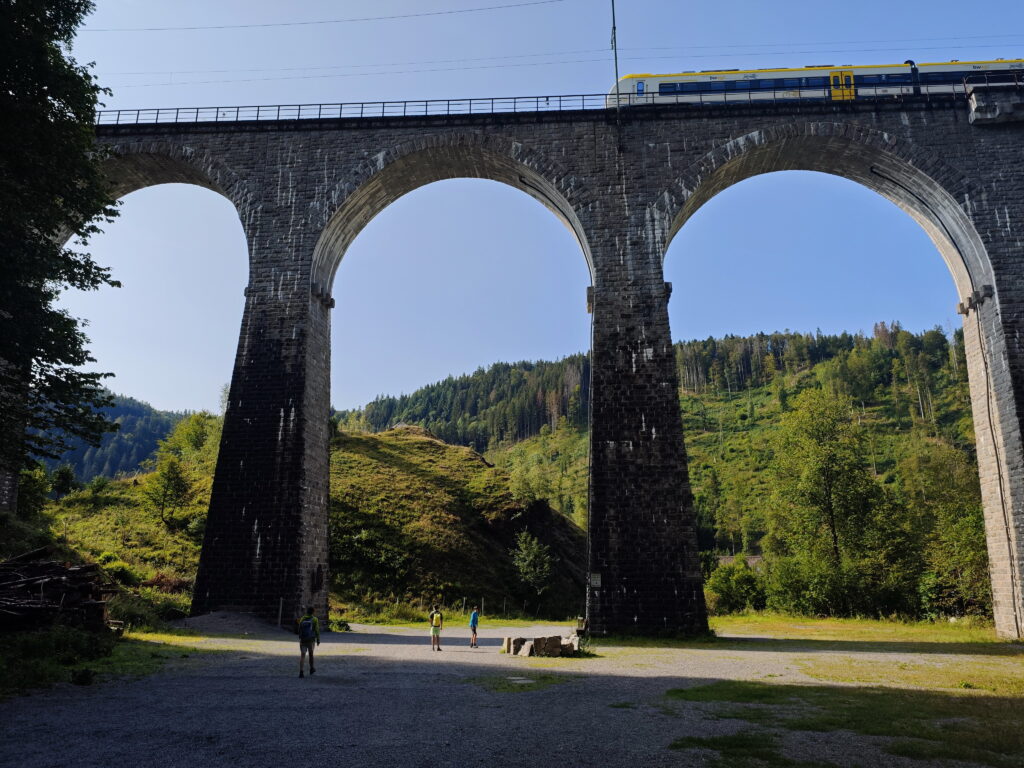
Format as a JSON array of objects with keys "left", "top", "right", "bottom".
[{"left": 62, "top": 0, "right": 1024, "bottom": 412}]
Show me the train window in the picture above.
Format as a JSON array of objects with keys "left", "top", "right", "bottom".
[
  {"left": 783, "top": 78, "right": 801, "bottom": 87},
  {"left": 706, "top": 81, "right": 726, "bottom": 91},
  {"left": 758, "top": 79, "right": 776, "bottom": 89},
  {"left": 805, "top": 77, "right": 827, "bottom": 87},
  {"left": 732, "top": 80, "right": 751, "bottom": 89},
  {"left": 659, "top": 83, "right": 677, "bottom": 94},
  {"left": 921, "top": 71, "right": 965, "bottom": 83},
  {"left": 636, "top": 81, "right": 645, "bottom": 94},
  {"left": 859, "top": 75, "right": 882, "bottom": 85},
  {"left": 680, "top": 82, "right": 704, "bottom": 93},
  {"left": 886, "top": 74, "right": 912, "bottom": 83}
]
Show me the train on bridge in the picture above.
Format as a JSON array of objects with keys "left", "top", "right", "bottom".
[{"left": 608, "top": 58, "right": 1024, "bottom": 106}]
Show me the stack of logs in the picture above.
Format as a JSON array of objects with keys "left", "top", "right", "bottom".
[
  {"left": 502, "top": 634, "right": 581, "bottom": 657},
  {"left": 0, "top": 547, "right": 119, "bottom": 632}
]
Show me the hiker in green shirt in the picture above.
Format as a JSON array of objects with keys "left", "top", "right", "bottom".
[
  {"left": 297, "top": 606, "right": 320, "bottom": 678},
  {"left": 428, "top": 604, "right": 444, "bottom": 651}
]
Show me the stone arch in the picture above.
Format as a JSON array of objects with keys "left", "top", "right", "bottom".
[
  {"left": 656, "top": 121, "right": 1023, "bottom": 638},
  {"left": 656, "top": 122, "right": 989, "bottom": 300},
  {"left": 310, "top": 133, "right": 595, "bottom": 291},
  {"left": 97, "top": 140, "right": 255, "bottom": 226}
]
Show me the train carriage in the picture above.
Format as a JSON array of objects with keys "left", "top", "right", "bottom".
[{"left": 607, "top": 59, "right": 1024, "bottom": 107}]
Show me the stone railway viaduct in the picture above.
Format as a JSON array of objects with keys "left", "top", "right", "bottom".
[{"left": 92, "top": 92, "right": 1024, "bottom": 638}]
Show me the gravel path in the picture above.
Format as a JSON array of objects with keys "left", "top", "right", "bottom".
[{"left": 0, "top": 613, "right": 1004, "bottom": 767}]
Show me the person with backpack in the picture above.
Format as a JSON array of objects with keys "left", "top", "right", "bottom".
[
  {"left": 297, "top": 605, "right": 320, "bottom": 677},
  {"left": 428, "top": 604, "right": 444, "bottom": 651},
  {"left": 468, "top": 605, "right": 479, "bottom": 648}
]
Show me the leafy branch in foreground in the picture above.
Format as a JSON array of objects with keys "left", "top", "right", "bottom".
[{"left": 0, "top": 1, "right": 120, "bottom": 477}]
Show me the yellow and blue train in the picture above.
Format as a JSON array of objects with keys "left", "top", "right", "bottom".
[{"left": 607, "top": 58, "right": 1024, "bottom": 106}]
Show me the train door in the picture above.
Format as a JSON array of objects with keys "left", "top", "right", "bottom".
[{"left": 830, "top": 70, "right": 855, "bottom": 100}]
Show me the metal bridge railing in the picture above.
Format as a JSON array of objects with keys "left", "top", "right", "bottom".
[
  {"left": 93, "top": 94, "right": 611, "bottom": 125},
  {"left": 94, "top": 78, "right": 1019, "bottom": 126}
]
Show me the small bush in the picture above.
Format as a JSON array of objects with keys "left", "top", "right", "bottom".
[
  {"left": 102, "top": 560, "right": 142, "bottom": 586},
  {"left": 185, "top": 514, "right": 206, "bottom": 541},
  {"left": 705, "top": 558, "right": 766, "bottom": 614},
  {"left": 340, "top": 596, "right": 427, "bottom": 624},
  {"left": 96, "top": 552, "right": 118, "bottom": 565}
]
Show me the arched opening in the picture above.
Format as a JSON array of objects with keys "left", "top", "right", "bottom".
[
  {"left": 48, "top": 169, "right": 248, "bottom": 617},
  {"left": 661, "top": 131, "right": 1019, "bottom": 635},
  {"left": 320, "top": 165, "right": 593, "bottom": 619},
  {"left": 60, "top": 183, "right": 248, "bottom": 414}
]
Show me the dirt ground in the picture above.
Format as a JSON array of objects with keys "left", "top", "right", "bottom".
[{"left": 1, "top": 613, "right": 1019, "bottom": 767}]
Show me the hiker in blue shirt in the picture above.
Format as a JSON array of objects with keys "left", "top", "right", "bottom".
[
  {"left": 469, "top": 605, "right": 479, "bottom": 648},
  {"left": 297, "top": 605, "right": 320, "bottom": 678}
]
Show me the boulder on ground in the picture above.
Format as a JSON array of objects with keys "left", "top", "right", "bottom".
[{"left": 516, "top": 640, "right": 534, "bottom": 657}]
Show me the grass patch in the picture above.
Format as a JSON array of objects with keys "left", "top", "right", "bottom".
[
  {"left": 711, "top": 613, "right": 1000, "bottom": 645},
  {"left": 0, "top": 626, "right": 217, "bottom": 697},
  {"left": 798, "top": 655, "right": 1024, "bottom": 696},
  {"left": 668, "top": 731, "right": 817, "bottom": 767},
  {"left": 667, "top": 680, "right": 1024, "bottom": 768},
  {"left": 82, "top": 635, "right": 205, "bottom": 679},
  {"left": 467, "top": 672, "right": 575, "bottom": 693},
  {"left": 0, "top": 625, "right": 116, "bottom": 696}
]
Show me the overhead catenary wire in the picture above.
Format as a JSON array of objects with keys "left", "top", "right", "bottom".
[
  {"left": 107, "top": 44, "right": 1024, "bottom": 90},
  {"left": 104, "top": 32, "right": 1024, "bottom": 77},
  {"left": 82, "top": 0, "right": 567, "bottom": 32}
]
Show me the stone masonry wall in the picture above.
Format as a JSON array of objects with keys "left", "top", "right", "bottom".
[{"left": 95, "top": 95, "right": 1024, "bottom": 637}]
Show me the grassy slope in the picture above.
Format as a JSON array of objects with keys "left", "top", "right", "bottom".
[
  {"left": 37, "top": 424, "right": 586, "bottom": 620},
  {"left": 330, "top": 426, "right": 586, "bottom": 616}
]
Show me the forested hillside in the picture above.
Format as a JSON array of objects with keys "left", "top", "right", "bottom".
[
  {"left": 42, "top": 394, "right": 185, "bottom": 482},
  {"left": 336, "top": 354, "right": 590, "bottom": 452},
  {"left": 342, "top": 321, "right": 988, "bottom": 619}
]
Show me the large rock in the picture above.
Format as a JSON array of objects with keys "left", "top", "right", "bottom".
[
  {"left": 536, "top": 635, "right": 562, "bottom": 657},
  {"left": 516, "top": 640, "right": 534, "bottom": 657}
]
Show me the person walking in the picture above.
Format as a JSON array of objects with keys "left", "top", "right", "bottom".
[
  {"left": 428, "top": 604, "right": 444, "bottom": 651},
  {"left": 468, "top": 605, "right": 479, "bottom": 648},
  {"left": 297, "top": 605, "right": 320, "bottom": 677}
]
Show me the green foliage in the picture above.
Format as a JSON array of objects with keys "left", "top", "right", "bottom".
[
  {"left": 107, "top": 590, "right": 190, "bottom": 628},
  {"left": 142, "top": 456, "right": 194, "bottom": 524},
  {"left": 0, "top": 0, "right": 121, "bottom": 473},
  {"left": 511, "top": 530, "right": 553, "bottom": 599},
  {"left": 16, "top": 464, "right": 50, "bottom": 519},
  {"left": 769, "top": 389, "right": 876, "bottom": 565},
  {"left": 43, "top": 393, "right": 186, "bottom": 482},
  {"left": 705, "top": 558, "right": 765, "bottom": 614},
  {"left": 487, "top": 419, "right": 588, "bottom": 526},
  {"left": 51, "top": 463, "right": 80, "bottom": 497},
  {"left": 764, "top": 389, "right": 924, "bottom": 617},
  {"left": 102, "top": 560, "right": 142, "bottom": 586}
]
